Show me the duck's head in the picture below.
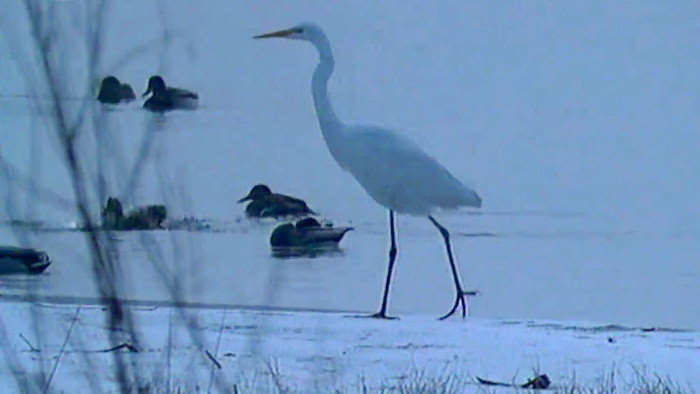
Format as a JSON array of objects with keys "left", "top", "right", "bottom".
[
  {"left": 295, "top": 217, "right": 321, "bottom": 230},
  {"left": 238, "top": 184, "right": 272, "bottom": 203},
  {"left": 142, "top": 75, "right": 167, "bottom": 97},
  {"left": 97, "top": 76, "right": 123, "bottom": 103},
  {"left": 270, "top": 223, "right": 302, "bottom": 247},
  {"left": 121, "top": 83, "right": 136, "bottom": 100},
  {"left": 99, "top": 76, "right": 121, "bottom": 90}
]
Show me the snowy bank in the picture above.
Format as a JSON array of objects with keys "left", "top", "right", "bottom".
[{"left": 0, "top": 301, "right": 697, "bottom": 392}]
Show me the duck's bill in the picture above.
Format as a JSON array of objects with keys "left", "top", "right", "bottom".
[
  {"left": 237, "top": 194, "right": 251, "bottom": 203},
  {"left": 254, "top": 27, "right": 300, "bottom": 39},
  {"left": 141, "top": 87, "right": 152, "bottom": 98}
]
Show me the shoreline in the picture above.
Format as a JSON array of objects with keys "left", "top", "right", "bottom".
[{"left": 1, "top": 300, "right": 697, "bottom": 392}]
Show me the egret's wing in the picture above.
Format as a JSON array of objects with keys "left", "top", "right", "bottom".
[{"left": 339, "top": 126, "right": 481, "bottom": 214}]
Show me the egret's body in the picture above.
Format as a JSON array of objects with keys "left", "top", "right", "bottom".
[
  {"left": 256, "top": 23, "right": 481, "bottom": 319},
  {"left": 329, "top": 124, "right": 481, "bottom": 215}
]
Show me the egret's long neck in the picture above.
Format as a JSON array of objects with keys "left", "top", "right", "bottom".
[{"left": 310, "top": 35, "right": 343, "bottom": 151}]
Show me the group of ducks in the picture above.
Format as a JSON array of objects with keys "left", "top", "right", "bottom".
[
  {"left": 99, "top": 184, "right": 353, "bottom": 252},
  {"left": 96, "top": 74, "right": 349, "bottom": 251},
  {"left": 97, "top": 75, "right": 199, "bottom": 112},
  {"left": 238, "top": 184, "right": 353, "bottom": 249}
]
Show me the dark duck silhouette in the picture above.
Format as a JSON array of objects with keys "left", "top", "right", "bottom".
[
  {"left": 120, "top": 83, "right": 136, "bottom": 101},
  {"left": 142, "top": 75, "right": 199, "bottom": 112},
  {"left": 238, "top": 184, "right": 315, "bottom": 219},
  {"left": 0, "top": 246, "right": 51, "bottom": 274},
  {"left": 101, "top": 197, "right": 167, "bottom": 230},
  {"left": 97, "top": 76, "right": 136, "bottom": 104},
  {"left": 270, "top": 217, "right": 353, "bottom": 248}
]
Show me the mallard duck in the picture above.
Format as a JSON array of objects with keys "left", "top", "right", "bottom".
[
  {"left": 0, "top": 246, "right": 51, "bottom": 274},
  {"left": 238, "top": 184, "right": 315, "bottom": 219},
  {"left": 270, "top": 217, "right": 353, "bottom": 248},
  {"left": 142, "top": 75, "right": 199, "bottom": 112},
  {"left": 97, "top": 76, "right": 137, "bottom": 104},
  {"left": 101, "top": 197, "right": 167, "bottom": 230}
]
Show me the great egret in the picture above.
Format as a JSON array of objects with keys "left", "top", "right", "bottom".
[{"left": 255, "top": 23, "right": 482, "bottom": 319}]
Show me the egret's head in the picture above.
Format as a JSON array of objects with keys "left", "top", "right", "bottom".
[{"left": 254, "top": 23, "right": 322, "bottom": 42}]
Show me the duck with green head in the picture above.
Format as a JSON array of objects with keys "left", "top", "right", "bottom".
[
  {"left": 238, "top": 184, "right": 316, "bottom": 219},
  {"left": 142, "top": 75, "right": 199, "bottom": 112}
]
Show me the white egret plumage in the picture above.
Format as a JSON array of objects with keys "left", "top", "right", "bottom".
[{"left": 255, "top": 23, "right": 482, "bottom": 319}]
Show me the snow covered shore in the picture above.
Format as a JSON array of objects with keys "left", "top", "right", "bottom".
[{"left": 1, "top": 300, "right": 697, "bottom": 392}]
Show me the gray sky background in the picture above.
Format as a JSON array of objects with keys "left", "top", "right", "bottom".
[{"left": 0, "top": 1, "right": 698, "bottom": 230}]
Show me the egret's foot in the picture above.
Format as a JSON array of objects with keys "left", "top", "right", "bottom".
[
  {"left": 368, "top": 311, "right": 398, "bottom": 320},
  {"left": 346, "top": 311, "right": 398, "bottom": 319},
  {"left": 438, "top": 290, "right": 478, "bottom": 320}
]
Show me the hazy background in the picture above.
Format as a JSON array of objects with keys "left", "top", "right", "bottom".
[{"left": 0, "top": 1, "right": 698, "bottom": 328}]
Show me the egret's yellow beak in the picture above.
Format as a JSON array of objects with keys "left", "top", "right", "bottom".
[{"left": 254, "top": 27, "right": 302, "bottom": 39}]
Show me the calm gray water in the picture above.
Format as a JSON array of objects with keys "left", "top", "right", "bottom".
[{"left": 1, "top": 211, "right": 697, "bottom": 329}]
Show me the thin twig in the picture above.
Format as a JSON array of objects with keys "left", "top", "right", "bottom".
[
  {"left": 44, "top": 305, "right": 81, "bottom": 394},
  {"left": 207, "top": 310, "right": 228, "bottom": 393},
  {"left": 205, "top": 350, "right": 222, "bottom": 370},
  {"left": 0, "top": 317, "right": 32, "bottom": 392},
  {"left": 79, "top": 343, "right": 139, "bottom": 353},
  {"left": 19, "top": 333, "right": 40, "bottom": 352},
  {"left": 207, "top": 310, "right": 227, "bottom": 392},
  {"left": 166, "top": 310, "right": 173, "bottom": 394}
]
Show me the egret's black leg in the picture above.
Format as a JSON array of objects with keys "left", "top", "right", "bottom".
[
  {"left": 428, "top": 215, "right": 471, "bottom": 320},
  {"left": 371, "top": 210, "right": 398, "bottom": 319}
]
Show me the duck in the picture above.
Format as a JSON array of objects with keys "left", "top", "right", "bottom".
[
  {"left": 142, "top": 75, "right": 199, "bottom": 112},
  {"left": 0, "top": 246, "right": 51, "bottom": 274},
  {"left": 101, "top": 197, "right": 167, "bottom": 231},
  {"left": 238, "top": 184, "right": 315, "bottom": 219},
  {"left": 270, "top": 217, "right": 353, "bottom": 248},
  {"left": 97, "top": 76, "right": 136, "bottom": 104},
  {"left": 120, "top": 83, "right": 136, "bottom": 101}
]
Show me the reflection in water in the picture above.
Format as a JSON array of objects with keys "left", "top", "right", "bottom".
[
  {"left": 271, "top": 245, "right": 345, "bottom": 259},
  {"left": 0, "top": 273, "right": 47, "bottom": 293},
  {"left": 1, "top": 213, "right": 698, "bottom": 329}
]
